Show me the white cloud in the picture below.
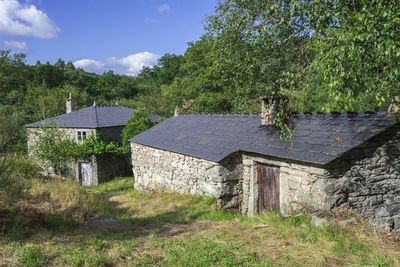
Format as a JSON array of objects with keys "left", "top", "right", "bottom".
[
  {"left": 158, "top": 3, "right": 170, "bottom": 12},
  {"left": 0, "top": 0, "right": 60, "bottom": 38},
  {"left": 74, "top": 52, "right": 160, "bottom": 76},
  {"left": 105, "top": 52, "right": 160, "bottom": 76},
  {"left": 3, "top": 40, "right": 28, "bottom": 50},
  {"left": 73, "top": 59, "right": 106, "bottom": 73}
]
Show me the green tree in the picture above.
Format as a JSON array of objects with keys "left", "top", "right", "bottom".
[
  {"left": 31, "top": 124, "right": 77, "bottom": 175},
  {"left": 205, "top": 0, "right": 400, "bottom": 112},
  {"left": 0, "top": 105, "right": 26, "bottom": 156},
  {"left": 122, "top": 108, "right": 153, "bottom": 147}
]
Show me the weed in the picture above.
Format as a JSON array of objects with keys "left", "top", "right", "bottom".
[
  {"left": 17, "top": 247, "right": 45, "bottom": 267},
  {"left": 205, "top": 196, "right": 217, "bottom": 205}
]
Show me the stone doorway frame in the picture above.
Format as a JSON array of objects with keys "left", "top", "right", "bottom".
[{"left": 244, "top": 154, "right": 287, "bottom": 217}]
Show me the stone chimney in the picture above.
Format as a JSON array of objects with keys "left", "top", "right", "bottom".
[
  {"left": 66, "top": 93, "right": 76, "bottom": 113},
  {"left": 174, "top": 106, "right": 180, "bottom": 116},
  {"left": 387, "top": 96, "right": 400, "bottom": 114},
  {"left": 260, "top": 95, "right": 288, "bottom": 126}
]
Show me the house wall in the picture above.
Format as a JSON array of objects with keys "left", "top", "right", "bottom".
[
  {"left": 325, "top": 126, "right": 400, "bottom": 232},
  {"left": 27, "top": 126, "right": 130, "bottom": 186},
  {"left": 27, "top": 128, "right": 96, "bottom": 177},
  {"left": 242, "top": 126, "right": 400, "bottom": 233},
  {"left": 241, "top": 153, "right": 329, "bottom": 216},
  {"left": 130, "top": 143, "right": 242, "bottom": 209},
  {"left": 131, "top": 126, "right": 400, "bottom": 232}
]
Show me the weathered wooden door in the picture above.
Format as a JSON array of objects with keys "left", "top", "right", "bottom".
[
  {"left": 257, "top": 163, "right": 280, "bottom": 212},
  {"left": 80, "top": 162, "right": 92, "bottom": 186}
]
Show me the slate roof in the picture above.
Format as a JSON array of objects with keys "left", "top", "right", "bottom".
[
  {"left": 130, "top": 112, "right": 398, "bottom": 165},
  {"left": 25, "top": 106, "right": 161, "bottom": 128}
]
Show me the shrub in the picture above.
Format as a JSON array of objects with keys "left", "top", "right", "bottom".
[
  {"left": 7, "top": 154, "right": 41, "bottom": 180},
  {"left": 0, "top": 154, "right": 40, "bottom": 206},
  {"left": 0, "top": 162, "right": 26, "bottom": 206}
]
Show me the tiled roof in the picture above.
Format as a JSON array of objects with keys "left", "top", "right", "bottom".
[
  {"left": 130, "top": 112, "right": 398, "bottom": 165},
  {"left": 25, "top": 106, "right": 161, "bottom": 128}
]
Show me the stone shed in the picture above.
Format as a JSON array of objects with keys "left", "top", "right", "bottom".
[
  {"left": 25, "top": 95, "right": 160, "bottom": 186},
  {"left": 130, "top": 96, "right": 400, "bottom": 232}
]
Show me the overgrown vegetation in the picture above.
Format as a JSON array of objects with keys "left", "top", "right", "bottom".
[
  {"left": 0, "top": 177, "right": 399, "bottom": 266},
  {"left": 0, "top": 154, "right": 40, "bottom": 206}
]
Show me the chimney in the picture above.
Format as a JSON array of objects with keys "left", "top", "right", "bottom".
[
  {"left": 260, "top": 95, "right": 288, "bottom": 126},
  {"left": 388, "top": 96, "right": 400, "bottom": 114},
  {"left": 66, "top": 93, "right": 76, "bottom": 113},
  {"left": 174, "top": 106, "right": 180, "bottom": 116}
]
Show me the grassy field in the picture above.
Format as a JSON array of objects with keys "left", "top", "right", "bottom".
[{"left": 0, "top": 176, "right": 399, "bottom": 266}]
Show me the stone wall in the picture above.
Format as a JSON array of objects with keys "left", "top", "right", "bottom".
[
  {"left": 324, "top": 126, "right": 400, "bottom": 232},
  {"left": 131, "top": 126, "right": 400, "bottom": 231},
  {"left": 97, "top": 154, "right": 131, "bottom": 182},
  {"left": 131, "top": 143, "right": 242, "bottom": 209},
  {"left": 241, "top": 153, "right": 329, "bottom": 216},
  {"left": 242, "top": 126, "right": 400, "bottom": 233}
]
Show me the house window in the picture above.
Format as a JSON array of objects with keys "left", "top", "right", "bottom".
[{"left": 77, "top": 131, "right": 87, "bottom": 143}]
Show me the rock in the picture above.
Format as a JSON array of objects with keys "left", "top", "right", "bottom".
[
  {"left": 338, "top": 218, "right": 358, "bottom": 226},
  {"left": 92, "top": 217, "right": 123, "bottom": 226},
  {"left": 312, "top": 215, "right": 328, "bottom": 227}
]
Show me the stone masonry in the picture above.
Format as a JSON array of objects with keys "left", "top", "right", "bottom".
[
  {"left": 241, "top": 126, "right": 400, "bottom": 233},
  {"left": 132, "top": 125, "right": 400, "bottom": 232},
  {"left": 131, "top": 143, "right": 242, "bottom": 209}
]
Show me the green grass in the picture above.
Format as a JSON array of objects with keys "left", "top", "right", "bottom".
[
  {"left": 17, "top": 247, "right": 45, "bottom": 267},
  {"left": 0, "top": 176, "right": 399, "bottom": 266}
]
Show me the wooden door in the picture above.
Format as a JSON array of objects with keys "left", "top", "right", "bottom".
[
  {"left": 80, "top": 162, "right": 92, "bottom": 186},
  {"left": 257, "top": 163, "right": 280, "bottom": 212}
]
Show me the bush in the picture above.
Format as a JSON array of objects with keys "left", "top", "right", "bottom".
[
  {"left": 0, "top": 162, "right": 26, "bottom": 206},
  {"left": 7, "top": 154, "right": 41, "bottom": 180},
  {"left": 0, "top": 155, "right": 40, "bottom": 206}
]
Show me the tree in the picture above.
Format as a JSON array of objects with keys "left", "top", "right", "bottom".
[
  {"left": 0, "top": 105, "right": 25, "bottom": 157},
  {"left": 0, "top": 160, "right": 26, "bottom": 206},
  {"left": 295, "top": 0, "right": 400, "bottom": 111},
  {"left": 31, "top": 124, "right": 77, "bottom": 175},
  {"left": 122, "top": 108, "right": 153, "bottom": 147},
  {"left": 0, "top": 50, "right": 31, "bottom": 106},
  {"left": 205, "top": 0, "right": 312, "bottom": 111},
  {"left": 205, "top": 0, "right": 400, "bottom": 112}
]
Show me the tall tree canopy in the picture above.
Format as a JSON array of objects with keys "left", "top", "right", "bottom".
[{"left": 204, "top": 0, "right": 400, "bottom": 112}]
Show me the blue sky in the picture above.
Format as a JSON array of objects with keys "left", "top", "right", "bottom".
[{"left": 0, "top": 0, "right": 217, "bottom": 75}]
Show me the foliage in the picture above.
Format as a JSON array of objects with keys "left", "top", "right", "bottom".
[
  {"left": 0, "top": 161, "right": 25, "bottom": 206},
  {"left": 204, "top": 0, "right": 400, "bottom": 112},
  {"left": 31, "top": 124, "right": 77, "bottom": 173},
  {"left": 77, "top": 135, "right": 129, "bottom": 157},
  {"left": 297, "top": 0, "right": 400, "bottom": 111},
  {"left": 32, "top": 125, "right": 128, "bottom": 175},
  {"left": 0, "top": 105, "right": 26, "bottom": 155},
  {"left": 205, "top": 0, "right": 312, "bottom": 111},
  {"left": 122, "top": 108, "right": 154, "bottom": 147},
  {"left": 17, "top": 247, "right": 45, "bottom": 267},
  {"left": 0, "top": 155, "right": 40, "bottom": 206}
]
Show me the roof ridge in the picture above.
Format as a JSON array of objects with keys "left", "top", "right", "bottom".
[{"left": 94, "top": 105, "right": 99, "bottom": 127}]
